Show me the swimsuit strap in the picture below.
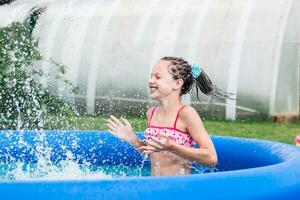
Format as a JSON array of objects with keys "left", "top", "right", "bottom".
[
  {"left": 173, "top": 105, "right": 186, "bottom": 129},
  {"left": 148, "top": 107, "right": 157, "bottom": 126}
]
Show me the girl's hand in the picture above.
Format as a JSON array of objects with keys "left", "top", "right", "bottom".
[
  {"left": 139, "top": 135, "right": 173, "bottom": 154},
  {"left": 106, "top": 115, "right": 137, "bottom": 144}
]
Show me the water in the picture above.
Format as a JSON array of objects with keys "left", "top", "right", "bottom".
[
  {"left": 0, "top": 129, "right": 219, "bottom": 181},
  {"left": 0, "top": 160, "right": 218, "bottom": 181},
  {"left": 0, "top": 161, "right": 151, "bottom": 181},
  {"left": 0, "top": 129, "right": 151, "bottom": 181}
]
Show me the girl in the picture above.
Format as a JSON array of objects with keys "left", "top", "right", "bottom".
[{"left": 107, "top": 56, "right": 231, "bottom": 176}]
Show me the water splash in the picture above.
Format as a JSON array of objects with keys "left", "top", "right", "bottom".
[
  {"left": 0, "top": 130, "right": 151, "bottom": 181},
  {"left": 191, "top": 162, "right": 219, "bottom": 174},
  {"left": 0, "top": 160, "right": 113, "bottom": 181}
]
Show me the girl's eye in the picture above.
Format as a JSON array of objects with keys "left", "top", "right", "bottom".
[{"left": 149, "top": 74, "right": 160, "bottom": 79}]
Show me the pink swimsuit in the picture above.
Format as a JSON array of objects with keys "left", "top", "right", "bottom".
[{"left": 144, "top": 105, "right": 196, "bottom": 147}]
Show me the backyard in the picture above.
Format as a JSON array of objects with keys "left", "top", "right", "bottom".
[{"left": 52, "top": 115, "right": 300, "bottom": 145}]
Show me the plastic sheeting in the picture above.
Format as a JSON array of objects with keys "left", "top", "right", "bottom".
[{"left": 0, "top": 0, "right": 299, "bottom": 119}]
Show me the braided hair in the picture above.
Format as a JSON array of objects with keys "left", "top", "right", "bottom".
[{"left": 161, "top": 56, "right": 233, "bottom": 102}]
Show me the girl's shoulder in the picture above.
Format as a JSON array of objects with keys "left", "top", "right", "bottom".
[{"left": 179, "top": 105, "right": 200, "bottom": 120}]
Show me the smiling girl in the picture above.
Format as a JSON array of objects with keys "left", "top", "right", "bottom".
[{"left": 107, "top": 56, "right": 232, "bottom": 176}]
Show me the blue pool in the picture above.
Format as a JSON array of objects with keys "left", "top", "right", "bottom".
[{"left": 0, "top": 130, "right": 299, "bottom": 200}]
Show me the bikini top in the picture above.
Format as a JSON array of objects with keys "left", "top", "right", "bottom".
[{"left": 144, "top": 105, "right": 196, "bottom": 147}]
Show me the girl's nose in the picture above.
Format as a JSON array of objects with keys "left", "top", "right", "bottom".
[{"left": 149, "top": 76, "right": 155, "bottom": 83}]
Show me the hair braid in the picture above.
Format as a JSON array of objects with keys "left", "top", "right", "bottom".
[
  {"left": 160, "top": 56, "right": 233, "bottom": 102},
  {"left": 161, "top": 56, "right": 194, "bottom": 95}
]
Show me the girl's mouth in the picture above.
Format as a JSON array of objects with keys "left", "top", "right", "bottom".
[{"left": 149, "top": 86, "right": 158, "bottom": 92}]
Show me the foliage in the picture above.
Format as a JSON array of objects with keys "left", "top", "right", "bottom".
[
  {"left": 0, "top": 22, "right": 78, "bottom": 130},
  {"left": 0, "top": 0, "right": 14, "bottom": 5}
]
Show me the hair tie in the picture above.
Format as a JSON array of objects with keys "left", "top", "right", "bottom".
[{"left": 191, "top": 62, "right": 202, "bottom": 78}]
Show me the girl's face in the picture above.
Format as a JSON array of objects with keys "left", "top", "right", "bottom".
[{"left": 148, "top": 60, "right": 182, "bottom": 100}]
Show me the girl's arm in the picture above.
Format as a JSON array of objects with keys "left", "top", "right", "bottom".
[{"left": 143, "top": 106, "right": 218, "bottom": 167}]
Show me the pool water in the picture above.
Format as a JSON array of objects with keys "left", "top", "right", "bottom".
[
  {"left": 0, "top": 161, "right": 151, "bottom": 181},
  {"left": 0, "top": 131, "right": 218, "bottom": 181},
  {"left": 0, "top": 161, "right": 217, "bottom": 181}
]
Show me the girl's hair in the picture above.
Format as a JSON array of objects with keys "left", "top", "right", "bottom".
[{"left": 161, "top": 56, "right": 233, "bottom": 102}]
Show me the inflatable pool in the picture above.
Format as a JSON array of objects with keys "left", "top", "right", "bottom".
[{"left": 0, "top": 130, "right": 299, "bottom": 200}]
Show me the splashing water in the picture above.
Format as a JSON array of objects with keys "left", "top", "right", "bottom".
[
  {"left": 0, "top": 156, "right": 152, "bottom": 181},
  {"left": 0, "top": 160, "right": 110, "bottom": 181},
  {"left": 0, "top": 130, "right": 153, "bottom": 181},
  {"left": 0, "top": 129, "right": 219, "bottom": 181}
]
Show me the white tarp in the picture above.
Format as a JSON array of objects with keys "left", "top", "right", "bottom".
[{"left": 1, "top": 0, "right": 299, "bottom": 119}]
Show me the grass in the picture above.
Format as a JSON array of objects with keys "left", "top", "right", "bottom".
[
  {"left": 49, "top": 115, "right": 300, "bottom": 145},
  {"left": 203, "top": 119, "right": 300, "bottom": 145}
]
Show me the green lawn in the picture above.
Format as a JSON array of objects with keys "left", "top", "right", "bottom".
[
  {"left": 203, "top": 119, "right": 300, "bottom": 145},
  {"left": 50, "top": 115, "right": 300, "bottom": 145}
]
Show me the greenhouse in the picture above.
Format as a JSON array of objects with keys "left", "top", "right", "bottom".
[{"left": 1, "top": 0, "right": 299, "bottom": 120}]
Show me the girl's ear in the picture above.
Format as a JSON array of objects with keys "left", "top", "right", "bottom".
[{"left": 174, "top": 78, "right": 184, "bottom": 90}]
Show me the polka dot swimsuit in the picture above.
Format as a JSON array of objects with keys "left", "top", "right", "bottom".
[{"left": 144, "top": 105, "right": 196, "bottom": 147}]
